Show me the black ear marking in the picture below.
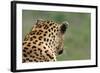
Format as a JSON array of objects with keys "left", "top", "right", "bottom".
[{"left": 60, "top": 21, "right": 69, "bottom": 34}]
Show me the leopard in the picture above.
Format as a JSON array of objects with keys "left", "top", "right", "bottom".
[{"left": 22, "top": 19, "right": 69, "bottom": 63}]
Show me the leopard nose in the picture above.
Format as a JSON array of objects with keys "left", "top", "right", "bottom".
[{"left": 58, "top": 49, "right": 63, "bottom": 55}]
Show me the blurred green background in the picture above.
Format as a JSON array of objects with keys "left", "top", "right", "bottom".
[{"left": 22, "top": 10, "right": 91, "bottom": 61}]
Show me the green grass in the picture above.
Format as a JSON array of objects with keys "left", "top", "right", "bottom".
[{"left": 22, "top": 10, "right": 91, "bottom": 61}]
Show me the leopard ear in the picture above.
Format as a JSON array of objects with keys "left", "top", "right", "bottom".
[
  {"left": 60, "top": 21, "right": 69, "bottom": 34},
  {"left": 36, "top": 19, "right": 44, "bottom": 25}
]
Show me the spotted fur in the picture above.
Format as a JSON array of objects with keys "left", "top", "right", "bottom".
[{"left": 22, "top": 19, "right": 68, "bottom": 63}]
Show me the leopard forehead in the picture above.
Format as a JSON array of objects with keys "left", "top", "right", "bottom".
[
  {"left": 33, "top": 20, "right": 59, "bottom": 30},
  {"left": 30, "top": 20, "right": 59, "bottom": 38}
]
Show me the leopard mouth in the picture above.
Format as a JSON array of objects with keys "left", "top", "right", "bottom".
[{"left": 58, "top": 49, "right": 63, "bottom": 55}]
